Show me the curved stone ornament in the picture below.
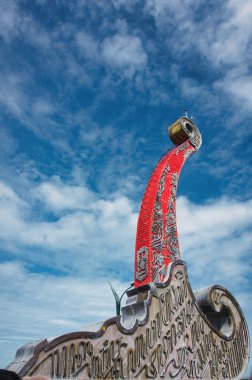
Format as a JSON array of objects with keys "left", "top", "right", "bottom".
[
  {"left": 7, "top": 262, "right": 249, "bottom": 379},
  {"left": 134, "top": 117, "right": 202, "bottom": 288}
]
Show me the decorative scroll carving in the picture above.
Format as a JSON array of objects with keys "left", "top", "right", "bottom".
[
  {"left": 136, "top": 247, "right": 149, "bottom": 281},
  {"left": 7, "top": 262, "right": 249, "bottom": 379},
  {"left": 152, "top": 165, "right": 170, "bottom": 282}
]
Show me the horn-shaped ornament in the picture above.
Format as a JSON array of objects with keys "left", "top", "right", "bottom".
[{"left": 134, "top": 117, "right": 202, "bottom": 287}]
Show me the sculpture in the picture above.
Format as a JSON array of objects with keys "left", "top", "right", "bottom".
[
  {"left": 6, "top": 116, "right": 249, "bottom": 379},
  {"left": 135, "top": 116, "right": 201, "bottom": 287}
]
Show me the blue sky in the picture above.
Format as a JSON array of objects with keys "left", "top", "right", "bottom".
[{"left": 0, "top": 0, "right": 251, "bottom": 376}]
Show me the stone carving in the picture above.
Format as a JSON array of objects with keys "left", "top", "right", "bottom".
[
  {"left": 7, "top": 262, "right": 249, "bottom": 379},
  {"left": 152, "top": 165, "right": 170, "bottom": 282},
  {"left": 136, "top": 247, "right": 149, "bottom": 281}
]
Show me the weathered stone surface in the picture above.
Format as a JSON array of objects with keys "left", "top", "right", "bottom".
[{"left": 7, "top": 261, "right": 249, "bottom": 379}]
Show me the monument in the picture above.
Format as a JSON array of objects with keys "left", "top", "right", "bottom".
[{"left": 7, "top": 117, "right": 249, "bottom": 379}]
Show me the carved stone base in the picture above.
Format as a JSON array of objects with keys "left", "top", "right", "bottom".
[{"left": 7, "top": 261, "right": 249, "bottom": 379}]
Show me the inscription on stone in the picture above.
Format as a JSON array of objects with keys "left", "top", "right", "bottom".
[{"left": 11, "top": 263, "right": 248, "bottom": 379}]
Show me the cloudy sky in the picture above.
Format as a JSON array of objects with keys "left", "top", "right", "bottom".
[{"left": 0, "top": 0, "right": 251, "bottom": 376}]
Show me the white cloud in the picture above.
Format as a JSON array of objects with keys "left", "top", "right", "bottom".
[
  {"left": 0, "top": 181, "right": 24, "bottom": 207},
  {"left": 0, "top": 0, "right": 20, "bottom": 43},
  {"left": 0, "top": 179, "right": 138, "bottom": 271},
  {"left": 0, "top": 73, "right": 27, "bottom": 119},
  {"left": 0, "top": 177, "right": 251, "bottom": 285},
  {"left": 0, "top": 127, "right": 17, "bottom": 157},
  {"left": 75, "top": 32, "right": 99, "bottom": 60},
  {"left": 178, "top": 196, "right": 252, "bottom": 236},
  {"left": 177, "top": 196, "right": 252, "bottom": 287},
  {"left": 0, "top": 71, "right": 59, "bottom": 137},
  {"left": 102, "top": 34, "right": 147, "bottom": 69},
  {"left": 205, "top": 0, "right": 252, "bottom": 66},
  {"left": 0, "top": 261, "right": 126, "bottom": 322},
  {"left": 32, "top": 98, "right": 54, "bottom": 115},
  {"left": 199, "top": 0, "right": 252, "bottom": 109},
  {"left": 215, "top": 70, "right": 252, "bottom": 109},
  {"left": 0, "top": 260, "right": 128, "bottom": 366},
  {"left": 0, "top": 70, "right": 75, "bottom": 155},
  {"left": 145, "top": 0, "right": 252, "bottom": 108},
  {"left": 0, "top": 0, "right": 51, "bottom": 48},
  {"left": 34, "top": 179, "right": 95, "bottom": 211},
  {"left": 76, "top": 30, "right": 148, "bottom": 76},
  {"left": 146, "top": 0, "right": 252, "bottom": 67}
]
